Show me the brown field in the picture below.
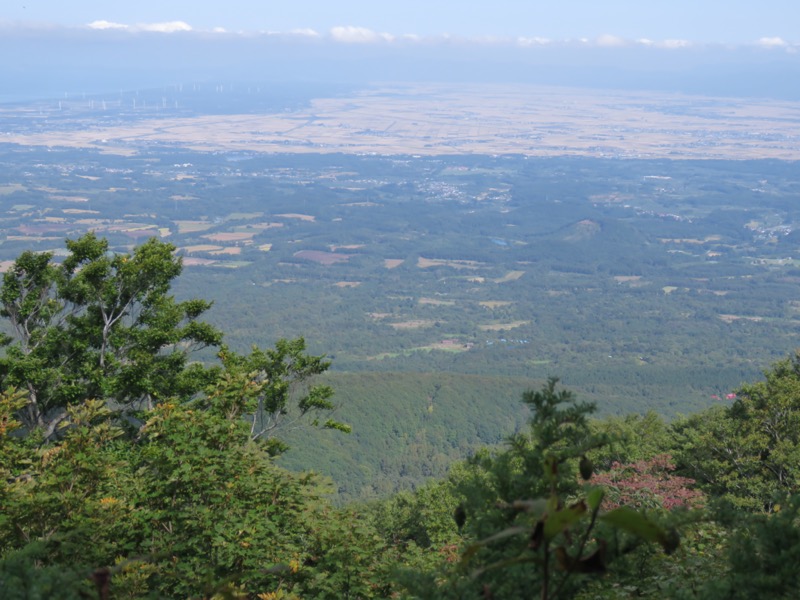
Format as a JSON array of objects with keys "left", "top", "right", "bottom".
[
  {"left": 330, "top": 244, "right": 365, "bottom": 251},
  {"left": 17, "top": 223, "right": 72, "bottom": 234},
  {"left": 479, "top": 320, "right": 531, "bottom": 331},
  {"left": 258, "top": 244, "right": 273, "bottom": 252},
  {"left": 0, "top": 260, "right": 15, "bottom": 272},
  {"left": 368, "top": 312, "right": 391, "bottom": 319},
  {"left": 294, "top": 250, "right": 351, "bottom": 265},
  {"left": 202, "top": 231, "right": 256, "bottom": 243},
  {"left": 480, "top": 301, "right": 514, "bottom": 309},
  {"left": 613, "top": 275, "right": 642, "bottom": 283},
  {"left": 7, "top": 235, "right": 63, "bottom": 242},
  {"left": 334, "top": 281, "right": 361, "bottom": 288},
  {"left": 6, "top": 84, "right": 800, "bottom": 159},
  {"left": 384, "top": 259, "right": 404, "bottom": 269}
]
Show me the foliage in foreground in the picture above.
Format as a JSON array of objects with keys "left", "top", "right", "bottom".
[{"left": 3, "top": 236, "right": 800, "bottom": 598}]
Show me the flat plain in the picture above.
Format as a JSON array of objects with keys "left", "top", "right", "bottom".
[{"left": 3, "top": 83, "right": 800, "bottom": 159}]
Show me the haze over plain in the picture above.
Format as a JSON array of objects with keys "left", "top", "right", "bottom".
[{"left": 2, "top": 0, "right": 800, "bottom": 100}]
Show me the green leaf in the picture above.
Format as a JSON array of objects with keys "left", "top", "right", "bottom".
[
  {"left": 600, "top": 507, "right": 679, "bottom": 554},
  {"left": 543, "top": 500, "right": 587, "bottom": 541},
  {"left": 461, "top": 526, "right": 530, "bottom": 564},
  {"left": 587, "top": 487, "right": 605, "bottom": 512}
]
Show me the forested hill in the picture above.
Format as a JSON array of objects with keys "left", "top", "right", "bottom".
[
  {"left": 3, "top": 148, "right": 800, "bottom": 418},
  {"left": 3, "top": 234, "right": 800, "bottom": 597}
]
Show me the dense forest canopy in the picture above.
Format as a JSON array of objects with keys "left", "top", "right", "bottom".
[{"left": 3, "top": 235, "right": 800, "bottom": 598}]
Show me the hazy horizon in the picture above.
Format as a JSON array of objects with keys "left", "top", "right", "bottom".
[{"left": 2, "top": 1, "right": 800, "bottom": 102}]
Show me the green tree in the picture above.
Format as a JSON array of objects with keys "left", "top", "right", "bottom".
[
  {"left": 397, "top": 379, "right": 680, "bottom": 599},
  {"left": 674, "top": 352, "right": 800, "bottom": 511},
  {"left": 217, "top": 339, "right": 349, "bottom": 454},
  {"left": 0, "top": 377, "right": 371, "bottom": 599},
  {"left": 0, "top": 233, "right": 221, "bottom": 435}
]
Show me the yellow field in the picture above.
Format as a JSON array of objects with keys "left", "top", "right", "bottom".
[
  {"left": 183, "top": 244, "right": 223, "bottom": 253},
  {"left": 175, "top": 221, "right": 214, "bottom": 233},
  {"left": 6, "top": 84, "right": 800, "bottom": 160},
  {"left": 719, "top": 314, "right": 764, "bottom": 323},
  {"left": 62, "top": 208, "right": 100, "bottom": 214},
  {"left": 202, "top": 232, "right": 256, "bottom": 242},
  {"left": 418, "top": 257, "right": 483, "bottom": 269},
  {"left": 494, "top": 271, "right": 525, "bottom": 283},
  {"left": 479, "top": 320, "right": 530, "bottom": 331},
  {"left": 480, "top": 301, "right": 514, "bottom": 309},
  {"left": 209, "top": 247, "right": 242, "bottom": 255},
  {"left": 419, "top": 297, "right": 456, "bottom": 306},
  {"left": 390, "top": 319, "right": 436, "bottom": 329},
  {"left": 0, "top": 184, "right": 25, "bottom": 195},
  {"left": 276, "top": 213, "right": 315, "bottom": 222}
]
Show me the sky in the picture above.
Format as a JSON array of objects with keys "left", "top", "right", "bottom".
[
  {"left": 2, "top": 0, "right": 799, "bottom": 44},
  {"left": 2, "top": 1, "right": 800, "bottom": 101}
]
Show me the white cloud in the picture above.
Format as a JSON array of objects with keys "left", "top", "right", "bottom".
[
  {"left": 330, "top": 25, "right": 393, "bottom": 43},
  {"left": 135, "top": 21, "right": 193, "bottom": 33},
  {"left": 595, "top": 34, "right": 627, "bottom": 47},
  {"left": 658, "top": 39, "right": 692, "bottom": 49},
  {"left": 290, "top": 28, "right": 320, "bottom": 37},
  {"left": 85, "top": 20, "right": 193, "bottom": 33},
  {"left": 758, "top": 36, "right": 787, "bottom": 48},
  {"left": 637, "top": 38, "right": 654, "bottom": 46},
  {"left": 87, "top": 20, "right": 128, "bottom": 30},
  {"left": 517, "top": 36, "right": 551, "bottom": 47}
]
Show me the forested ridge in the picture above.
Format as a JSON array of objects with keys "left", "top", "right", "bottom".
[{"left": 3, "top": 235, "right": 800, "bottom": 598}]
